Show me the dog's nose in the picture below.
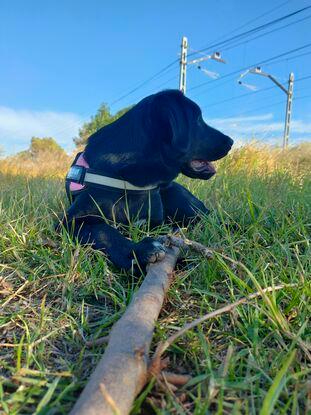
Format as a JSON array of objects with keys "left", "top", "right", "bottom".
[
  {"left": 226, "top": 136, "right": 234, "bottom": 147},
  {"left": 221, "top": 135, "right": 233, "bottom": 154}
]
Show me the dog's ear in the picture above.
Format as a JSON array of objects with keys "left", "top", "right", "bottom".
[{"left": 151, "top": 91, "right": 192, "bottom": 157}]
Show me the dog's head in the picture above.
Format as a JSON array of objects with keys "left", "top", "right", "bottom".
[
  {"left": 86, "top": 90, "right": 233, "bottom": 186},
  {"left": 150, "top": 90, "right": 233, "bottom": 180}
]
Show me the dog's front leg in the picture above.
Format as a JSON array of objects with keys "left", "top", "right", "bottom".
[
  {"left": 69, "top": 220, "right": 166, "bottom": 270},
  {"left": 160, "top": 182, "right": 209, "bottom": 226},
  {"left": 58, "top": 194, "right": 165, "bottom": 270}
]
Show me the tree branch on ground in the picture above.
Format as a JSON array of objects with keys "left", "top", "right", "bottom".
[{"left": 70, "top": 235, "right": 304, "bottom": 415}]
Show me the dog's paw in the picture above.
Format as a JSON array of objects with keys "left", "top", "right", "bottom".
[{"left": 134, "top": 237, "right": 166, "bottom": 265}]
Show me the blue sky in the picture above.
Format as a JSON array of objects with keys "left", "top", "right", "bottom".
[{"left": 1, "top": 0, "right": 310, "bottom": 155}]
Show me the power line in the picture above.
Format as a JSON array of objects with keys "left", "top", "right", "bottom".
[
  {"left": 127, "top": 65, "right": 198, "bottom": 106},
  {"left": 176, "top": 11, "right": 311, "bottom": 97},
  {"left": 183, "top": 14, "right": 311, "bottom": 99},
  {"left": 109, "top": 59, "right": 179, "bottom": 106},
  {"left": 202, "top": 85, "right": 275, "bottom": 108},
  {"left": 10, "top": 13, "right": 310, "bottom": 148},
  {"left": 216, "top": 99, "right": 286, "bottom": 118},
  {"left": 123, "top": 67, "right": 195, "bottom": 106},
  {"left": 191, "top": 51, "right": 311, "bottom": 99},
  {"left": 188, "top": 0, "right": 294, "bottom": 64},
  {"left": 19, "top": 21, "right": 311, "bottom": 143},
  {"left": 188, "top": 13, "right": 311, "bottom": 98},
  {"left": 206, "top": 0, "right": 293, "bottom": 43},
  {"left": 264, "top": 50, "right": 311, "bottom": 67},
  {"left": 219, "top": 14, "right": 311, "bottom": 55},
  {"left": 294, "top": 94, "right": 311, "bottom": 100},
  {"left": 188, "top": 43, "right": 311, "bottom": 93},
  {"left": 110, "top": 68, "right": 189, "bottom": 112},
  {"left": 214, "top": 82, "right": 311, "bottom": 117},
  {"left": 190, "top": 77, "right": 235, "bottom": 99},
  {"left": 152, "top": 74, "right": 179, "bottom": 90},
  {"left": 6, "top": 59, "right": 181, "bottom": 144},
  {"left": 206, "top": 94, "right": 310, "bottom": 123},
  {"left": 19, "top": 72, "right": 309, "bottom": 146},
  {"left": 188, "top": 5, "right": 311, "bottom": 58},
  {"left": 295, "top": 74, "right": 311, "bottom": 83},
  {"left": 201, "top": 73, "right": 311, "bottom": 109}
]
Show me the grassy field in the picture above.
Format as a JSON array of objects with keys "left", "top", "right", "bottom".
[{"left": 0, "top": 144, "right": 310, "bottom": 414}]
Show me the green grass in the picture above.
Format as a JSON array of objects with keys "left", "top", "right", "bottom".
[{"left": 0, "top": 146, "right": 310, "bottom": 414}]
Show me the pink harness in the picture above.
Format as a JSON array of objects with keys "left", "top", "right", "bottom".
[
  {"left": 66, "top": 152, "right": 158, "bottom": 199},
  {"left": 69, "top": 153, "right": 89, "bottom": 192}
]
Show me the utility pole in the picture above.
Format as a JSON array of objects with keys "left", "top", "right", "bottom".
[
  {"left": 179, "top": 36, "right": 188, "bottom": 94},
  {"left": 238, "top": 68, "right": 294, "bottom": 149},
  {"left": 283, "top": 72, "right": 294, "bottom": 149},
  {"left": 179, "top": 36, "right": 226, "bottom": 95}
]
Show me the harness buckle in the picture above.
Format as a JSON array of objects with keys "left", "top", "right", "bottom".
[{"left": 66, "top": 165, "right": 86, "bottom": 184}]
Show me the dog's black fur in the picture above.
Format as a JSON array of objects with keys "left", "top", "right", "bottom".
[{"left": 60, "top": 90, "right": 233, "bottom": 269}]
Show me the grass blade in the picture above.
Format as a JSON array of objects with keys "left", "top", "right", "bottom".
[{"left": 259, "top": 350, "right": 296, "bottom": 415}]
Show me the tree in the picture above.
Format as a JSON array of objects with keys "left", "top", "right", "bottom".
[
  {"left": 12, "top": 137, "right": 66, "bottom": 161},
  {"left": 74, "top": 103, "right": 131, "bottom": 147},
  {"left": 29, "top": 137, "right": 66, "bottom": 157}
]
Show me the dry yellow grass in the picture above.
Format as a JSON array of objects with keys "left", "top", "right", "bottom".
[
  {"left": 0, "top": 141, "right": 310, "bottom": 414},
  {"left": 0, "top": 150, "right": 72, "bottom": 178},
  {"left": 0, "top": 142, "right": 310, "bottom": 179},
  {"left": 221, "top": 142, "right": 311, "bottom": 176}
]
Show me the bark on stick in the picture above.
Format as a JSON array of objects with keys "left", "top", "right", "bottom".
[{"left": 70, "top": 246, "right": 180, "bottom": 415}]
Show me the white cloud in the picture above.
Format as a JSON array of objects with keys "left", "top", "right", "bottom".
[
  {"left": 291, "top": 120, "right": 311, "bottom": 134},
  {"left": 0, "top": 106, "right": 84, "bottom": 155},
  {"left": 208, "top": 113, "right": 274, "bottom": 124},
  {"left": 1, "top": 107, "right": 310, "bottom": 156},
  {"left": 206, "top": 113, "right": 311, "bottom": 145}
]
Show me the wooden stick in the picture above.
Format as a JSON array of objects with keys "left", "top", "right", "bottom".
[
  {"left": 85, "top": 335, "right": 110, "bottom": 347},
  {"left": 160, "top": 371, "right": 191, "bottom": 386},
  {"left": 1, "top": 281, "right": 29, "bottom": 309},
  {"left": 70, "top": 246, "right": 180, "bottom": 415},
  {"left": 70, "top": 234, "right": 302, "bottom": 414},
  {"left": 159, "top": 234, "right": 214, "bottom": 259}
]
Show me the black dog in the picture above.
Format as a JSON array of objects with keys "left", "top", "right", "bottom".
[{"left": 61, "top": 90, "right": 233, "bottom": 269}]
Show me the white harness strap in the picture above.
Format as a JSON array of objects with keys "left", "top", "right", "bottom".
[{"left": 84, "top": 172, "right": 157, "bottom": 191}]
